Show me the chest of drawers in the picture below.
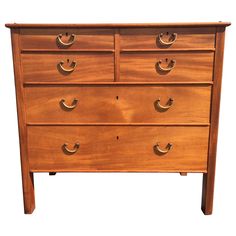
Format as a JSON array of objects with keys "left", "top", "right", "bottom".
[{"left": 6, "top": 22, "right": 230, "bottom": 214}]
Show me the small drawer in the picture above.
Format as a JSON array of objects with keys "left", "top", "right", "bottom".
[
  {"left": 20, "top": 28, "right": 114, "bottom": 50},
  {"left": 28, "top": 126, "right": 209, "bottom": 172},
  {"left": 120, "top": 52, "right": 214, "bottom": 82},
  {"left": 21, "top": 53, "right": 114, "bottom": 83},
  {"left": 120, "top": 27, "right": 215, "bottom": 49},
  {"left": 25, "top": 85, "right": 211, "bottom": 124}
]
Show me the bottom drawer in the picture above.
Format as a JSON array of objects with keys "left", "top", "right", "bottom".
[{"left": 27, "top": 126, "right": 209, "bottom": 172}]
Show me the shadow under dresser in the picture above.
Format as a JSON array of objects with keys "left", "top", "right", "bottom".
[{"left": 6, "top": 22, "right": 230, "bottom": 214}]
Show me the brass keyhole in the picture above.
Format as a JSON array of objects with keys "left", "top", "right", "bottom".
[{"left": 116, "top": 96, "right": 119, "bottom": 100}]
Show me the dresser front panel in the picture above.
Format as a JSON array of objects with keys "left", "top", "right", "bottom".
[
  {"left": 120, "top": 52, "right": 214, "bottom": 82},
  {"left": 21, "top": 53, "right": 114, "bottom": 82},
  {"left": 20, "top": 28, "right": 114, "bottom": 50},
  {"left": 120, "top": 27, "right": 215, "bottom": 49},
  {"left": 25, "top": 85, "right": 211, "bottom": 124},
  {"left": 28, "top": 126, "right": 209, "bottom": 172}
]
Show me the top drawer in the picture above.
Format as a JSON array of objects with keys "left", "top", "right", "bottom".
[
  {"left": 20, "top": 28, "right": 114, "bottom": 50},
  {"left": 120, "top": 28, "right": 215, "bottom": 49}
]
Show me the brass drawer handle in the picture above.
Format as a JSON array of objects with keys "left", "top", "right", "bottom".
[
  {"left": 60, "top": 98, "right": 78, "bottom": 110},
  {"left": 156, "top": 98, "right": 173, "bottom": 110},
  {"left": 57, "top": 33, "right": 76, "bottom": 47},
  {"left": 59, "top": 60, "right": 77, "bottom": 73},
  {"left": 157, "top": 59, "right": 176, "bottom": 72},
  {"left": 154, "top": 143, "right": 172, "bottom": 155},
  {"left": 158, "top": 33, "right": 177, "bottom": 46},
  {"left": 62, "top": 143, "right": 80, "bottom": 155}
]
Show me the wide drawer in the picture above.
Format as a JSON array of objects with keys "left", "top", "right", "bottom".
[
  {"left": 120, "top": 27, "right": 215, "bottom": 49},
  {"left": 28, "top": 126, "right": 209, "bottom": 172},
  {"left": 120, "top": 52, "right": 214, "bottom": 82},
  {"left": 21, "top": 53, "right": 114, "bottom": 83},
  {"left": 25, "top": 86, "right": 211, "bottom": 124},
  {"left": 20, "top": 28, "right": 114, "bottom": 50}
]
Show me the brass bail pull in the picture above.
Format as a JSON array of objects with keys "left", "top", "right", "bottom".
[
  {"left": 58, "top": 60, "right": 77, "bottom": 73},
  {"left": 157, "top": 59, "right": 176, "bottom": 72},
  {"left": 156, "top": 98, "right": 173, "bottom": 110},
  {"left": 57, "top": 33, "right": 76, "bottom": 47},
  {"left": 154, "top": 143, "right": 173, "bottom": 155},
  {"left": 158, "top": 33, "right": 177, "bottom": 46},
  {"left": 60, "top": 98, "right": 78, "bottom": 110},
  {"left": 62, "top": 143, "right": 80, "bottom": 155}
]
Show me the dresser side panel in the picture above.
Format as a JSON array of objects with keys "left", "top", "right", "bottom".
[
  {"left": 10, "top": 29, "right": 35, "bottom": 213},
  {"left": 202, "top": 26, "right": 226, "bottom": 215}
]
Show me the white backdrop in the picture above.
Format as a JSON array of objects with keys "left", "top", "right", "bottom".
[{"left": 0, "top": 0, "right": 235, "bottom": 235}]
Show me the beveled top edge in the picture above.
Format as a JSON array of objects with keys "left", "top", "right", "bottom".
[{"left": 5, "top": 22, "right": 231, "bottom": 28}]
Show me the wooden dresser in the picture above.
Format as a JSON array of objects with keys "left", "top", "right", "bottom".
[{"left": 6, "top": 22, "right": 230, "bottom": 214}]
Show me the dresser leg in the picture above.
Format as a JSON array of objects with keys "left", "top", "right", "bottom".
[
  {"left": 201, "top": 173, "right": 214, "bottom": 215},
  {"left": 49, "top": 172, "right": 57, "bottom": 176},
  {"left": 22, "top": 172, "right": 35, "bottom": 214},
  {"left": 180, "top": 172, "right": 187, "bottom": 176}
]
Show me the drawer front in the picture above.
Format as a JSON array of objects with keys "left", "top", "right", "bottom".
[
  {"left": 25, "top": 86, "right": 211, "bottom": 124},
  {"left": 20, "top": 29, "right": 114, "bottom": 50},
  {"left": 120, "top": 52, "right": 214, "bottom": 82},
  {"left": 120, "top": 28, "right": 215, "bottom": 49},
  {"left": 21, "top": 53, "right": 114, "bottom": 82},
  {"left": 28, "top": 126, "right": 209, "bottom": 172}
]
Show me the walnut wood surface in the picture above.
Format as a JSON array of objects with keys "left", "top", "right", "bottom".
[
  {"left": 25, "top": 85, "right": 211, "bottom": 124},
  {"left": 120, "top": 28, "right": 215, "bottom": 49},
  {"left": 20, "top": 29, "right": 114, "bottom": 50},
  {"left": 21, "top": 53, "right": 114, "bottom": 82},
  {"left": 120, "top": 52, "right": 214, "bottom": 82},
  {"left": 27, "top": 126, "right": 209, "bottom": 172}
]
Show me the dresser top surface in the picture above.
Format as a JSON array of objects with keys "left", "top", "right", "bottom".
[{"left": 5, "top": 22, "right": 231, "bottom": 28}]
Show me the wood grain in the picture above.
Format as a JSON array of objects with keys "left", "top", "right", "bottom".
[
  {"left": 21, "top": 53, "right": 114, "bottom": 82},
  {"left": 25, "top": 85, "right": 211, "bottom": 124},
  {"left": 20, "top": 28, "right": 114, "bottom": 50},
  {"left": 120, "top": 27, "right": 215, "bottom": 49},
  {"left": 11, "top": 29, "right": 35, "bottom": 214},
  {"left": 120, "top": 52, "right": 214, "bottom": 82},
  {"left": 27, "top": 126, "right": 209, "bottom": 172},
  {"left": 201, "top": 27, "right": 226, "bottom": 215}
]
